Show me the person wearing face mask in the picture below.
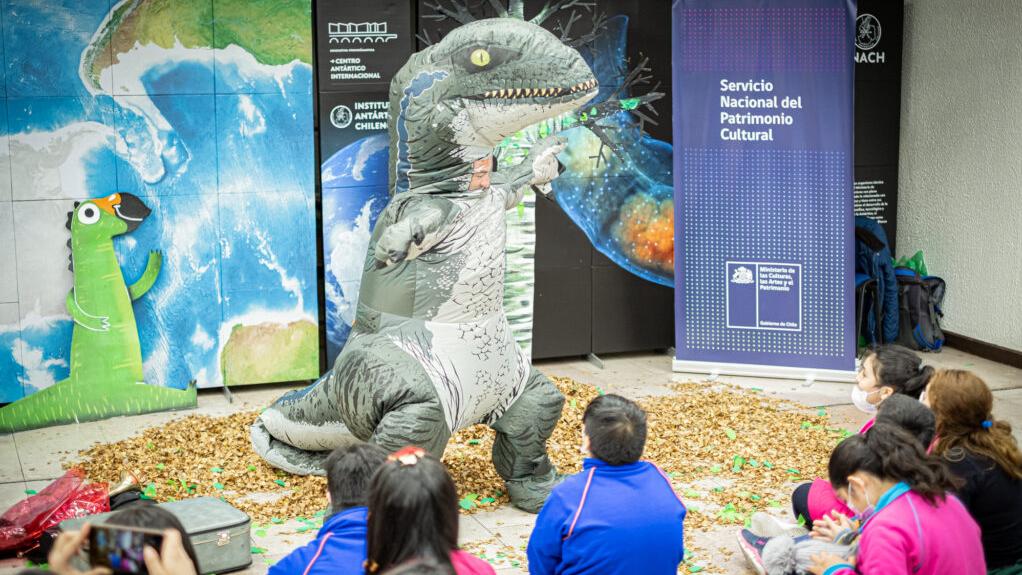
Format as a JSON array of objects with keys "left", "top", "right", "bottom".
[
  {"left": 787, "top": 346, "right": 934, "bottom": 527},
  {"left": 807, "top": 423, "right": 984, "bottom": 574}
]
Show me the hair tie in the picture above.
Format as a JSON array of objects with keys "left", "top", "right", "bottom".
[
  {"left": 388, "top": 446, "right": 426, "bottom": 466},
  {"left": 981, "top": 420, "right": 993, "bottom": 429}
]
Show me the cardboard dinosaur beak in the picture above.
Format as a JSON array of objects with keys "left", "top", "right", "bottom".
[{"left": 95, "top": 193, "right": 151, "bottom": 232}]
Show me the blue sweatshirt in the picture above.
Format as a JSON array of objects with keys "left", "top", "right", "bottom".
[
  {"left": 268, "top": 507, "right": 367, "bottom": 575},
  {"left": 527, "top": 458, "right": 686, "bottom": 575}
]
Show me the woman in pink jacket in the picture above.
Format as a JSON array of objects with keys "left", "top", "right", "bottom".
[{"left": 809, "top": 423, "right": 986, "bottom": 575}]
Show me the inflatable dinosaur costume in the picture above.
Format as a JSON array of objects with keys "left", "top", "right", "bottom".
[
  {"left": 0, "top": 193, "right": 195, "bottom": 432},
  {"left": 252, "top": 7, "right": 600, "bottom": 511}
]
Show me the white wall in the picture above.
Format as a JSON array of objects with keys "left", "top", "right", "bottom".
[{"left": 898, "top": 0, "right": 1022, "bottom": 351}]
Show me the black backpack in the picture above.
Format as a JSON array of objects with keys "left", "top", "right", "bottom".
[{"left": 894, "top": 267, "right": 946, "bottom": 352}]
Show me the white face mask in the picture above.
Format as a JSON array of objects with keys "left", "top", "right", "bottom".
[{"left": 851, "top": 386, "right": 881, "bottom": 413}]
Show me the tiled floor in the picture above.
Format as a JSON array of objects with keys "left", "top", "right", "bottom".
[{"left": 1, "top": 347, "right": 1018, "bottom": 574}]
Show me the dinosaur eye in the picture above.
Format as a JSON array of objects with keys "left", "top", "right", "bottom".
[
  {"left": 470, "top": 48, "right": 491, "bottom": 67},
  {"left": 78, "top": 204, "right": 100, "bottom": 225}
]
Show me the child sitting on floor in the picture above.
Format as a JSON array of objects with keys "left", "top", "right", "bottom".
[
  {"left": 270, "top": 443, "right": 388, "bottom": 575},
  {"left": 808, "top": 423, "right": 985, "bottom": 575},
  {"left": 527, "top": 394, "right": 686, "bottom": 575},
  {"left": 365, "top": 447, "right": 495, "bottom": 575},
  {"left": 738, "top": 394, "right": 938, "bottom": 575},
  {"left": 926, "top": 370, "right": 1022, "bottom": 574},
  {"left": 792, "top": 345, "right": 934, "bottom": 525}
]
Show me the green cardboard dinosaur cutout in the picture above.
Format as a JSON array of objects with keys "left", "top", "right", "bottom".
[{"left": 0, "top": 193, "right": 196, "bottom": 432}]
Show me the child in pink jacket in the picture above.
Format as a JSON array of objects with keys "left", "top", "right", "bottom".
[
  {"left": 809, "top": 423, "right": 985, "bottom": 575},
  {"left": 795, "top": 346, "right": 935, "bottom": 525}
]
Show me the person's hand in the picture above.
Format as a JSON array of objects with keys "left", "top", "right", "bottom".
[
  {"left": 49, "top": 524, "right": 111, "bottom": 575},
  {"left": 808, "top": 552, "right": 853, "bottom": 574},
  {"left": 811, "top": 511, "right": 854, "bottom": 541},
  {"left": 143, "top": 529, "right": 197, "bottom": 575}
]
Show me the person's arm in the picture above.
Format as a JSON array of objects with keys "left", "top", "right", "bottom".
[
  {"left": 48, "top": 525, "right": 111, "bottom": 575},
  {"left": 526, "top": 492, "right": 570, "bottom": 575},
  {"left": 849, "top": 526, "right": 913, "bottom": 575}
]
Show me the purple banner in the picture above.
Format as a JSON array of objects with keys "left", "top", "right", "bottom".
[{"left": 672, "top": 0, "right": 856, "bottom": 376}]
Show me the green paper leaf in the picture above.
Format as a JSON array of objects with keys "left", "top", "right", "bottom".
[
  {"left": 712, "top": 486, "right": 724, "bottom": 493},
  {"left": 459, "top": 498, "right": 477, "bottom": 510},
  {"left": 620, "top": 97, "right": 640, "bottom": 110},
  {"left": 750, "top": 387, "right": 764, "bottom": 392},
  {"left": 786, "top": 468, "right": 800, "bottom": 475},
  {"left": 296, "top": 526, "right": 309, "bottom": 533},
  {"left": 684, "top": 489, "right": 701, "bottom": 498},
  {"left": 797, "top": 514, "right": 807, "bottom": 526},
  {"left": 212, "top": 482, "right": 224, "bottom": 490},
  {"left": 247, "top": 465, "right": 257, "bottom": 472},
  {"left": 667, "top": 471, "right": 679, "bottom": 478},
  {"left": 24, "top": 489, "right": 37, "bottom": 495},
  {"left": 768, "top": 500, "right": 783, "bottom": 508},
  {"left": 724, "top": 428, "right": 737, "bottom": 441},
  {"left": 570, "top": 399, "right": 577, "bottom": 409},
  {"left": 156, "top": 463, "right": 165, "bottom": 471},
  {"left": 748, "top": 459, "right": 760, "bottom": 468},
  {"left": 801, "top": 421, "right": 812, "bottom": 429},
  {"left": 710, "top": 464, "right": 722, "bottom": 474},
  {"left": 314, "top": 510, "right": 326, "bottom": 517},
  {"left": 596, "top": 387, "right": 605, "bottom": 395},
  {"left": 731, "top": 456, "right": 746, "bottom": 472},
  {"left": 468, "top": 439, "right": 481, "bottom": 445},
  {"left": 211, "top": 467, "right": 223, "bottom": 473},
  {"left": 480, "top": 497, "right": 495, "bottom": 504},
  {"left": 750, "top": 494, "right": 762, "bottom": 501},
  {"left": 255, "top": 530, "right": 267, "bottom": 538},
  {"left": 251, "top": 547, "right": 266, "bottom": 554},
  {"left": 271, "top": 517, "right": 283, "bottom": 524},
  {"left": 763, "top": 461, "right": 774, "bottom": 469},
  {"left": 817, "top": 408, "right": 827, "bottom": 417},
  {"left": 689, "top": 565, "right": 705, "bottom": 573},
  {"left": 274, "top": 479, "right": 287, "bottom": 487},
  {"left": 146, "top": 442, "right": 155, "bottom": 450}
]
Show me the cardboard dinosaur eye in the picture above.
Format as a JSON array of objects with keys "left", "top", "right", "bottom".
[
  {"left": 78, "top": 204, "right": 100, "bottom": 225},
  {"left": 470, "top": 48, "right": 491, "bottom": 67}
]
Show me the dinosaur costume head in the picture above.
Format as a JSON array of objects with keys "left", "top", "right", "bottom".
[
  {"left": 389, "top": 16, "right": 598, "bottom": 195},
  {"left": 66, "top": 192, "right": 152, "bottom": 240}
]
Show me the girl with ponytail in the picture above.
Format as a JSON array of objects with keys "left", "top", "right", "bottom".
[
  {"left": 792, "top": 345, "right": 935, "bottom": 526},
  {"left": 927, "top": 370, "right": 1022, "bottom": 573},
  {"left": 809, "top": 423, "right": 984, "bottom": 575}
]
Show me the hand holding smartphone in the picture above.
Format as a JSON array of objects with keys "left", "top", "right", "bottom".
[{"left": 87, "top": 523, "right": 165, "bottom": 575}]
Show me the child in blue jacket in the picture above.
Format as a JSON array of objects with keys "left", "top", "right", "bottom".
[
  {"left": 527, "top": 394, "right": 686, "bottom": 575},
  {"left": 269, "top": 443, "right": 388, "bottom": 575}
]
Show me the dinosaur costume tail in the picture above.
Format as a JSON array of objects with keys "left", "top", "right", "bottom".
[{"left": 250, "top": 370, "right": 360, "bottom": 475}]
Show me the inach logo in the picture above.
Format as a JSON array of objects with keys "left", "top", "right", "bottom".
[
  {"left": 855, "top": 14, "right": 881, "bottom": 51},
  {"left": 330, "top": 105, "right": 353, "bottom": 129}
]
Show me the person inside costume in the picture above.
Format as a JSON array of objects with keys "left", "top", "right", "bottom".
[
  {"left": 365, "top": 447, "right": 495, "bottom": 575},
  {"left": 526, "top": 394, "right": 686, "bottom": 575},
  {"left": 792, "top": 345, "right": 934, "bottom": 524},
  {"left": 926, "top": 370, "right": 1022, "bottom": 574},
  {"left": 270, "top": 443, "right": 389, "bottom": 575},
  {"left": 807, "top": 423, "right": 985, "bottom": 575}
]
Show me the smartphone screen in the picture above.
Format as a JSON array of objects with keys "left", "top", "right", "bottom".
[{"left": 88, "top": 523, "right": 164, "bottom": 575}]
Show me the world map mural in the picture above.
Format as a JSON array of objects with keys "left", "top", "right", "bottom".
[{"left": 0, "top": 0, "right": 319, "bottom": 403}]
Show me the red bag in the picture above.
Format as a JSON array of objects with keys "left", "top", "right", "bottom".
[{"left": 0, "top": 469, "right": 109, "bottom": 555}]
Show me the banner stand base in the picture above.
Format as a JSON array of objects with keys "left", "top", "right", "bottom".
[{"left": 672, "top": 359, "right": 856, "bottom": 383}]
